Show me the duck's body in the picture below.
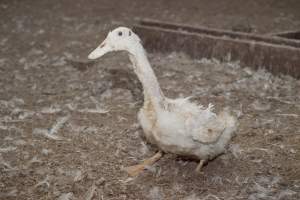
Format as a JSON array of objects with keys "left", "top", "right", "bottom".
[
  {"left": 88, "top": 27, "right": 238, "bottom": 175},
  {"left": 139, "top": 97, "right": 237, "bottom": 161}
]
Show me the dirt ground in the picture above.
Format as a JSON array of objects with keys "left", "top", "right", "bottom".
[{"left": 0, "top": 0, "right": 300, "bottom": 199}]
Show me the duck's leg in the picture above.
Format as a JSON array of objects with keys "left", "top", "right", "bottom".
[
  {"left": 124, "top": 151, "right": 163, "bottom": 176},
  {"left": 195, "top": 159, "right": 206, "bottom": 173}
]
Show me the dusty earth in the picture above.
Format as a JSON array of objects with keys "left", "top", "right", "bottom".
[{"left": 1, "top": 0, "right": 300, "bottom": 200}]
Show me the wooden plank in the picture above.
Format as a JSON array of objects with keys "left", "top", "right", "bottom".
[
  {"left": 139, "top": 19, "right": 300, "bottom": 48},
  {"left": 271, "top": 30, "right": 300, "bottom": 40},
  {"left": 133, "top": 20, "right": 300, "bottom": 79}
]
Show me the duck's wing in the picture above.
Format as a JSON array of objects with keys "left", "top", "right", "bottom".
[
  {"left": 189, "top": 108, "right": 237, "bottom": 144},
  {"left": 191, "top": 117, "right": 226, "bottom": 144},
  {"left": 173, "top": 99, "right": 236, "bottom": 144},
  {"left": 183, "top": 104, "right": 226, "bottom": 144}
]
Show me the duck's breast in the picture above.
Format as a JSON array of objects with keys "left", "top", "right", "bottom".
[{"left": 137, "top": 102, "right": 157, "bottom": 144}]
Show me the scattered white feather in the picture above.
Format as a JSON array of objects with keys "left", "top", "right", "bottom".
[
  {"left": 89, "top": 96, "right": 101, "bottom": 107},
  {"left": 33, "top": 128, "right": 63, "bottom": 140},
  {"left": 18, "top": 110, "right": 35, "bottom": 120},
  {"left": 68, "top": 123, "right": 98, "bottom": 135},
  {"left": 78, "top": 108, "right": 109, "bottom": 114},
  {"left": 0, "top": 189, "right": 18, "bottom": 198},
  {"left": 27, "top": 156, "right": 43, "bottom": 166},
  {"left": 52, "top": 56, "right": 66, "bottom": 67},
  {"left": 0, "top": 124, "right": 9, "bottom": 130},
  {"left": 73, "top": 170, "right": 84, "bottom": 182},
  {"left": 76, "top": 96, "right": 109, "bottom": 114},
  {"left": 48, "top": 115, "right": 70, "bottom": 135},
  {"left": 249, "top": 181, "right": 275, "bottom": 200},
  {"left": 34, "top": 176, "right": 50, "bottom": 188},
  {"left": 246, "top": 147, "right": 273, "bottom": 155},
  {"left": 202, "top": 194, "right": 221, "bottom": 200},
  {"left": 0, "top": 146, "right": 17, "bottom": 153},
  {"left": 41, "top": 148, "right": 52, "bottom": 156},
  {"left": 251, "top": 100, "right": 271, "bottom": 111},
  {"left": 0, "top": 154, "right": 16, "bottom": 171},
  {"left": 65, "top": 103, "right": 77, "bottom": 111},
  {"left": 267, "top": 96, "right": 296, "bottom": 105},
  {"left": 58, "top": 192, "right": 74, "bottom": 200},
  {"left": 85, "top": 183, "right": 96, "bottom": 200},
  {"left": 147, "top": 187, "right": 164, "bottom": 200},
  {"left": 0, "top": 97, "right": 24, "bottom": 108},
  {"left": 139, "top": 141, "right": 149, "bottom": 155},
  {"left": 248, "top": 176, "right": 292, "bottom": 200},
  {"left": 275, "top": 113, "right": 298, "bottom": 118},
  {"left": 229, "top": 144, "right": 244, "bottom": 158},
  {"left": 183, "top": 194, "right": 198, "bottom": 200},
  {"left": 210, "top": 176, "right": 223, "bottom": 185},
  {"left": 67, "top": 97, "right": 108, "bottom": 114},
  {"left": 41, "top": 105, "right": 62, "bottom": 114},
  {"left": 277, "top": 189, "right": 297, "bottom": 199},
  {"left": 119, "top": 177, "right": 135, "bottom": 184},
  {"left": 235, "top": 176, "right": 249, "bottom": 186}
]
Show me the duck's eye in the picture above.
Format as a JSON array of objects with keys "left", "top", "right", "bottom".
[{"left": 118, "top": 31, "right": 122, "bottom": 36}]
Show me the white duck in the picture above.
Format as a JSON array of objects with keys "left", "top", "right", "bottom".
[{"left": 88, "top": 27, "right": 238, "bottom": 176}]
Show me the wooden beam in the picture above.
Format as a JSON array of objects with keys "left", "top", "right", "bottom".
[{"left": 133, "top": 19, "right": 300, "bottom": 79}]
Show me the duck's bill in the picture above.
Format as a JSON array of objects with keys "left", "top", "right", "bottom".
[{"left": 88, "top": 40, "right": 111, "bottom": 60}]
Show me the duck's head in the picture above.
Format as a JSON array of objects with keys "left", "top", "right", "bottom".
[{"left": 88, "top": 27, "right": 141, "bottom": 60}]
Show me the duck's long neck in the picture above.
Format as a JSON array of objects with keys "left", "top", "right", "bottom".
[{"left": 128, "top": 44, "right": 165, "bottom": 108}]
